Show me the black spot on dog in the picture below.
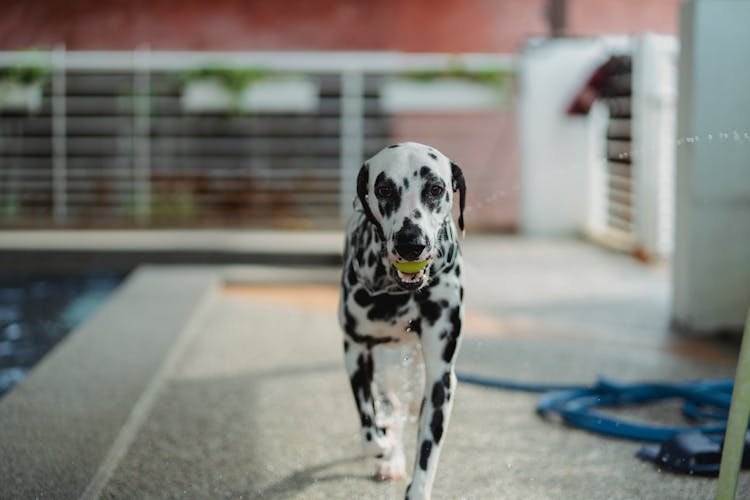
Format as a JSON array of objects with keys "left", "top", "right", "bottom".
[
  {"left": 431, "top": 409, "right": 444, "bottom": 443},
  {"left": 355, "top": 246, "right": 365, "bottom": 268},
  {"left": 441, "top": 306, "right": 462, "bottom": 362},
  {"left": 344, "top": 340, "right": 349, "bottom": 352},
  {"left": 408, "top": 318, "right": 422, "bottom": 336},
  {"left": 403, "top": 177, "right": 410, "bottom": 189},
  {"left": 455, "top": 264, "right": 461, "bottom": 277},
  {"left": 354, "top": 288, "right": 371, "bottom": 307},
  {"left": 419, "top": 300, "right": 442, "bottom": 326},
  {"left": 366, "top": 431, "right": 372, "bottom": 441},
  {"left": 443, "top": 338, "right": 457, "bottom": 363},
  {"left": 419, "top": 440, "right": 433, "bottom": 471},
  {"left": 449, "top": 306, "right": 461, "bottom": 336},
  {"left": 415, "top": 288, "right": 430, "bottom": 303},
  {"left": 347, "top": 265, "right": 358, "bottom": 287},
  {"left": 349, "top": 353, "right": 375, "bottom": 426},
  {"left": 413, "top": 170, "right": 418, "bottom": 178},
  {"left": 368, "top": 293, "right": 411, "bottom": 322},
  {"left": 432, "top": 380, "right": 445, "bottom": 407},
  {"left": 419, "top": 166, "right": 446, "bottom": 212},
  {"left": 367, "top": 251, "right": 376, "bottom": 267},
  {"left": 446, "top": 245, "right": 455, "bottom": 263},
  {"left": 387, "top": 144, "right": 400, "bottom": 148},
  {"left": 374, "top": 172, "right": 400, "bottom": 218},
  {"left": 412, "top": 209, "right": 422, "bottom": 219},
  {"left": 428, "top": 152, "right": 438, "bottom": 160},
  {"left": 441, "top": 258, "right": 455, "bottom": 274},
  {"left": 344, "top": 309, "right": 358, "bottom": 337},
  {"left": 443, "top": 372, "right": 451, "bottom": 390},
  {"left": 460, "top": 286, "right": 464, "bottom": 301}
]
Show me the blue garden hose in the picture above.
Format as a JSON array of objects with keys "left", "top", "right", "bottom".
[
  {"left": 456, "top": 371, "right": 749, "bottom": 478},
  {"left": 457, "top": 371, "right": 735, "bottom": 441}
]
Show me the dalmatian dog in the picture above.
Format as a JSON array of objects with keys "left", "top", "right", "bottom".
[{"left": 339, "top": 142, "right": 466, "bottom": 499}]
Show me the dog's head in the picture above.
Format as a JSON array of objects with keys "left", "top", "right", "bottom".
[{"left": 356, "top": 142, "right": 466, "bottom": 290}]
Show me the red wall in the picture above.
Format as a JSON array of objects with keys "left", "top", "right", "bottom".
[
  {"left": 0, "top": 0, "right": 677, "bottom": 52},
  {"left": 568, "top": 0, "right": 680, "bottom": 38}
]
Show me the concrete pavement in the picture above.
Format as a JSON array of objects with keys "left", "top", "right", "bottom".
[{"left": 102, "top": 277, "right": 745, "bottom": 499}]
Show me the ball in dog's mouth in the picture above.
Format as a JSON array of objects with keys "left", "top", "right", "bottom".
[{"left": 392, "top": 260, "right": 430, "bottom": 290}]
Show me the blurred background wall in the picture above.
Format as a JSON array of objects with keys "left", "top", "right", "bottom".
[{"left": 0, "top": 0, "right": 678, "bottom": 51}]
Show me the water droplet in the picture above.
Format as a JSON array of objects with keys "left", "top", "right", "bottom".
[{"left": 4, "top": 323, "right": 22, "bottom": 341}]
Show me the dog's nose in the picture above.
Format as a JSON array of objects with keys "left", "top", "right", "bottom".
[{"left": 395, "top": 243, "right": 426, "bottom": 261}]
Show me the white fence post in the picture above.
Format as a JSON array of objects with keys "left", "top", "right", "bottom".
[
  {"left": 133, "top": 46, "right": 151, "bottom": 224},
  {"left": 51, "top": 45, "right": 67, "bottom": 225},
  {"left": 339, "top": 70, "right": 364, "bottom": 222}
]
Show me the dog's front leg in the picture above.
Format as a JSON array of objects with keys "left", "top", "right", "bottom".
[
  {"left": 344, "top": 340, "right": 394, "bottom": 459},
  {"left": 406, "top": 305, "right": 463, "bottom": 500}
]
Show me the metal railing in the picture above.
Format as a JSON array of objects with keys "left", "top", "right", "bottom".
[{"left": 0, "top": 50, "right": 514, "bottom": 229}]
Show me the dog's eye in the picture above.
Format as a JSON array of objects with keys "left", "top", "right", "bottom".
[
  {"left": 430, "top": 185, "right": 444, "bottom": 197},
  {"left": 375, "top": 186, "right": 393, "bottom": 198}
]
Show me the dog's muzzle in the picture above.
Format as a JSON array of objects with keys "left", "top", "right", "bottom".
[
  {"left": 390, "top": 243, "right": 432, "bottom": 290},
  {"left": 389, "top": 220, "right": 432, "bottom": 290}
]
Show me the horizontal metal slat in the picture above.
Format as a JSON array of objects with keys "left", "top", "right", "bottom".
[
  {"left": 607, "top": 216, "right": 633, "bottom": 233},
  {"left": 606, "top": 118, "right": 631, "bottom": 140},
  {"left": 606, "top": 140, "right": 632, "bottom": 164}
]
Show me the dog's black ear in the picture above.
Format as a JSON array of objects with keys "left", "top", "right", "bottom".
[
  {"left": 356, "top": 162, "right": 380, "bottom": 228},
  {"left": 450, "top": 161, "right": 466, "bottom": 232}
]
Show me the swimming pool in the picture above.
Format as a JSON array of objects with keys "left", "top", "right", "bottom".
[{"left": 0, "top": 271, "right": 126, "bottom": 396}]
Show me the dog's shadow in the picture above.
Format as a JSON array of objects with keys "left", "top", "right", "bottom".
[{"left": 252, "top": 454, "right": 393, "bottom": 498}]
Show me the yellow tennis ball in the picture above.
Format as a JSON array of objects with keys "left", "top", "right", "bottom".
[{"left": 393, "top": 260, "right": 429, "bottom": 273}]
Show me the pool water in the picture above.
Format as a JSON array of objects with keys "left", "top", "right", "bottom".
[{"left": 0, "top": 271, "right": 126, "bottom": 396}]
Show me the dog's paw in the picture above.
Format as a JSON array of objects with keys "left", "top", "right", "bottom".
[
  {"left": 374, "top": 452, "right": 406, "bottom": 481},
  {"left": 362, "top": 430, "right": 393, "bottom": 457}
]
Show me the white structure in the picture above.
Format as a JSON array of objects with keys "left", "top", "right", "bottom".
[
  {"left": 181, "top": 77, "right": 319, "bottom": 114},
  {"left": 673, "top": 0, "right": 750, "bottom": 333},
  {"left": 518, "top": 35, "right": 678, "bottom": 259},
  {"left": 631, "top": 35, "right": 679, "bottom": 257}
]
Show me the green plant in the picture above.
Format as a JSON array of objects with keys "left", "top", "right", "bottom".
[
  {"left": 403, "top": 59, "right": 514, "bottom": 89},
  {"left": 182, "top": 66, "right": 273, "bottom": 94},
  {"left": 0, "top": 50, "right": 50, "bottom": 85}
]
